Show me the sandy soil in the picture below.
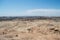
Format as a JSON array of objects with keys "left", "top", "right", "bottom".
[{"left": 0, "top": 20, "right": 60, "bottom": 40}]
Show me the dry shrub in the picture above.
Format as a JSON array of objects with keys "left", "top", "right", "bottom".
[
  {"left": 27, "top": 28, "right": 32, "bottom": 33},
  {"left": 49, "top": 28, "right": 60, "bottom": 34}
]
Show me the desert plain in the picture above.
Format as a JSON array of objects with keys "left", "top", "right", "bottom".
[{"left": 0, "top": 17, "right": 60, "bottom": 40}]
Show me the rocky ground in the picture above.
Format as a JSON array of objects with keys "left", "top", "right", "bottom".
[{"left": 0, "top": 19, "right": 60, "bottom": 40}]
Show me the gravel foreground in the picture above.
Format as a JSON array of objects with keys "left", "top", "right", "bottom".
[{"left": 0, "top": 19, "right": 60, "bottom": 40}]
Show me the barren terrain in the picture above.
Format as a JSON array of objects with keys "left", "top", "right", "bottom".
[{"left": 0, "top": 17, "right": 60, "bottom": 40}]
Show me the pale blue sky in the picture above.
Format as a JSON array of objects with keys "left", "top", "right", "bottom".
[{"left": 0, "top": 0, "right": 60, "bottom": 16}]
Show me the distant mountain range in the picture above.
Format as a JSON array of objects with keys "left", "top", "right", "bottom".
[{"left": 0, "top": 16, "right": 60, "bottom": 21}]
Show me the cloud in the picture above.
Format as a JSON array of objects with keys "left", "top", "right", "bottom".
[
  {"left": 27, "top": 9, "right": 60, "bottom": 13},
  {"left": 26, "top": 9, "right": 60, "bottom": 16}
]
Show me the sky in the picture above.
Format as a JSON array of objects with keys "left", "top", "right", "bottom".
[{"left": 0, "top": 0, "right": 60, "bottom": 16}]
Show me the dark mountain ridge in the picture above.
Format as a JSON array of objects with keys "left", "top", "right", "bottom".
[{"left": 0, "top": 16, "right": 60, "bottom": 21}]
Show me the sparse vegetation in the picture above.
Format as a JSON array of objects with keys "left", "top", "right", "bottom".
[{"left": 0, "top": 16, "right": 60, "bottom": 40}]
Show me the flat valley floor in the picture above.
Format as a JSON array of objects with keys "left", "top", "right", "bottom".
[{"left": 0, "top": 19, "right": 60, "bottom": 40}]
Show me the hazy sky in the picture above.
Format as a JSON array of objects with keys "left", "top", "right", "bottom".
[{"left": 0, "top": 0, "right": 60, "bottom": 16}]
